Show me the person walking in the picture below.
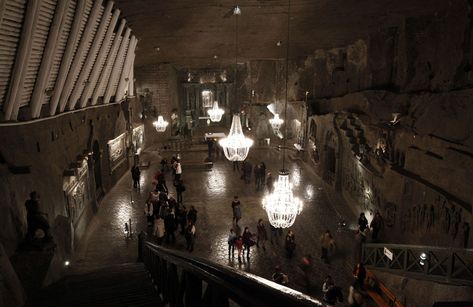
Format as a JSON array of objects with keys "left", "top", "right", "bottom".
[
  {"left": 185, "top": 221, "right": 196, "bottom": 252},
  {"left": 285, "top": 230, "right": 296, "bottom": 258},
  {"left": 370, "top": 211, "right": 384, "bottom": 241},
  {"left": 243, "top": 160, "right": 252, "bottom": 184},
  {"left": 256, "top": 219, "right": 267, "bottom": 250},
  {"left": 348, "top": 282, "right": 363, "bottom": 307},
  {"left": 156, "top": 171, "right": 168, "bottom": 194},
  {"left": 254, "top": 163, "right": 262, "bottom": 190},
  {"left": 320, "top": 230, "right": 336, "bottom": 264},
  {"left": 242, "top": 227, "right": 254, "bottom": 260},
  {"left": 270, "top": 224, "right": 282, "bottom": 245},
  {"left": 233, "top": 161, "right": 239, "bottom": 172},
  {"left": 228, "top": 228, "right": 237, "bottom": 259},
  {"left": 231, "top": 196, "right": 242, "bottom": 225},
  {"left": 235, "top": 236, "right": 244, "bottom": 263}
]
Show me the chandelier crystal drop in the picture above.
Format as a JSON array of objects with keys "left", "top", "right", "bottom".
[
  {"left": 153, "top": 115, "right": 169, "bottom": 132},
  {"left": 207, "top": 101, "right": 225, "bottom": 122},
  {"left": 263, "top": 170, "right": 303, "bottom": 228},
  {"left": 219, "top": 114, "right": 253, "bottom": 161},
  {"left": 269, "top": 113, "right": 284, "bottom": 133}
]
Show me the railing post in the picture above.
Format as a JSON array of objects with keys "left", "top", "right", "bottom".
[
  {"left": 446, "top": 249, "right": 454, "bottom": 283},
  {"left": 138, "top": 231, "right": 147, "bottom": 262}
]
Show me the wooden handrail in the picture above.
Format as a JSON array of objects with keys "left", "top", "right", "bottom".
[{"left": 366, "top": 269, "right": 404, "bottom": 307}]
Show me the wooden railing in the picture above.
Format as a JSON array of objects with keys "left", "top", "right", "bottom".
[
  {"left": 363, "top": 243, "right": 473, "bottom": 286},
  {"left": 138, "top": 232, "right": 325, "bottom": 307}
]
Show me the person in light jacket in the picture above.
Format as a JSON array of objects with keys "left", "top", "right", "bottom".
[{"left": 153, "top": 216, "right": 165, "bottom": 245}]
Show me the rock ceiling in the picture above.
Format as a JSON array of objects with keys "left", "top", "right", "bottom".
[{"left": 115, "top": 0, "right": 452, "bottom": 69}]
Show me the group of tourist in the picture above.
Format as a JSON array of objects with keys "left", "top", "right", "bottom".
[{"left": 139, "top": 156, "right": 197, "bottom": 252}]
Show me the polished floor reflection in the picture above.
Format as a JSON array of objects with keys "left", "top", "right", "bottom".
[{"left": 73, "top": 146, "right": 358, "bottom": 300}]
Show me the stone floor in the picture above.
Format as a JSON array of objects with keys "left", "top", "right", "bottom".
[{"left": 72, "top": 145, "right": 361, "bottom": 303}]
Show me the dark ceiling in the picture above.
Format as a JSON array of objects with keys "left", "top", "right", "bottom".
[{"left": 115, "top": 0, "right": 452, "bottom": 69}]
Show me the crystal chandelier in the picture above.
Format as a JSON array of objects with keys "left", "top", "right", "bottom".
[
  {"left": 262, "top": 0, "right": 303, "bottom": 228},
  {"left": 263, "top": 170, "right": 303, "bottom": 228},
  {"left": 207, "top": 101, "right": 224, "bottom": 122},
  {"left": 153, "top": 115, "right": 168, "bottom": 132},
  {"left": 219, "top": 114, "right": 253, "bottom": 161},
  {"left": 269, "top": 113, "right": 284, "bottom": 133}
]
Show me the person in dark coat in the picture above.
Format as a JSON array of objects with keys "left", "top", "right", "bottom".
[
  {"left": 266, "top": 172, "right": 274, "bottom": 193},
  {"left": 285, "top": 230, "right": 296, "bottom": 258},
  {"left": 370, "top": 211, "right": 384, "bottom": 241},
  {"left": 131, "top": 166, "right": 140, "bottom": 188},
  {"left": 243, "top": 160, "right": 252, "bottom": 184},
  {"left": 164, "top": 208, "right": 176, "bottom": 244},
  {"left": 231, "top": 196, "right": 242, "bottom": 225},
  {"left": 358, "top": 212, "right": 368, "bottom": 232},
  {"left": 242, "top": 227, "right": 254, "bottom": 259},
  {"left": 25, "top": 192, "right": 51, "bottom": 240},
  {"left": 174, "top": 179, "right": 186, "bottom": 204},
  {"left": 187, "top": 205, "right": 197, "bottom": 225}
]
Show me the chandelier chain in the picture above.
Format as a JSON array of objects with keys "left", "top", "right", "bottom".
[{"left": 282, "top": 0, "right": 290, "bottom": 170}]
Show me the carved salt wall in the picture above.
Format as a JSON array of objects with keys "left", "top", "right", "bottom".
[{"left": 302, "top": 2, "right": 473, "bottom": 248}]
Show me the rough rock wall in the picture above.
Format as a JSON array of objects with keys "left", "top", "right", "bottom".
[
  {"left": 303, "top": 1, "right": 473, "bottom": 248},
  {"left": 0, "top": 102, "right": 132, "bottom": 257}
]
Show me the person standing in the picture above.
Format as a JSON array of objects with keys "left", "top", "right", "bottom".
[
  {"left": 285, "top": 230, "right": 296, "bottom": 258},
  {"left": 233, "top": 161, "right": 239, "bottom": 172},
  {"left": 187, "top": 205, "right": 198, "bottom": 225},
  {"left": 235, "top": 236, "right": 244, "bottom": 263},
  {"left": 174, "top": 179, "right": 186, "bottom": 204},
  {"left": 370, "top": 211, "right": 384, "bottom": 241},
  {"left": 256, "top": 219, "right": 267, "bottom": 250},
  {"left": 254, "top": 163, "right": 262, "bottom": 190},
  {"left": 228, "top": 228, "right": 237, "bottom": 259},
  {"left": 232, "top": 196, "right": 242, "bottom": 225},
  {"left": 270, "top": 224, "right": 280, "bottom": 245},
  {"left": 144, "top": 201, "right": 154, "bottom": 227},
  {"left": 353, "top": 263, "right": 366, "bottom": 290},
  {"left": 266, "top": 172, "right": 274, "bottom": 193},
  {"left": 185, "top": 221, "right": 196, "bottom": 252},
  {"left": 153, "top": 216, "right": 165, "bottom": 245},
  {"left": 156, "top": 171, "right": 168, "bottom": 194},
  {"left": 353, "top": 229, "right": 365, "bottom": 264},
  {"left": 242, "top": 227, "right": 254, "bottom": 260},
  {"left": 131, "top": 165, "right": 140, "bottom": 188},
  {"left": 299, "top": 254, "right": 313, "bottom": 292},
  {"left": 174, "top": 159, "right": 182, "bottom": 180},
  {"left": 320, "top": 230, "right": 336, "bottom": 264},
  {"left": 243, "top": 160, "right": 252, "bottom": 184},
  {"left": 358, "top": 213, "right": 368, "bottom": 233},
  {"left": 164, "top": 208, "right": 176, "bottom": 244}
]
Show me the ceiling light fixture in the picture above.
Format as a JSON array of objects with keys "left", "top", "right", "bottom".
[
  {"left": 208, "top": 100, "right": 225, "bottom": 122},
  {"left": 219, "top": 4, "right": 253, "bottom": 161},
  {"left": 262, "top": 0, "right": 303, "bottom": 229}
]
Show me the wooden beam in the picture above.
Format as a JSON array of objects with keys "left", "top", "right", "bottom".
[
  {"left": 61, "top": 0, "right": 103, "bottom": 112},
  {"left": 30, "top": 0, "right": 71, "bottom": 118},
  {"left": 80, "top": 7, "right": 120, "bottom": 108},
  {"left": 96, "top": 27, "right": 130, "bottom": 105},
  {"left": 90, "top": 20, "right": 126, "bottom": 106},
  {"left": 0, "top": 0, "right": 7, "bottom": 29},
  {"left": 3, "top": 0, "right": 41, "bottom": 120},
  {"left": 49, "top": 0, "right": 87, "bottom": 116},
  {"left": 127, "top": 56, "right": 135, "bottom": 97},
  {"left": 115, "top": 35, "right": 137, "bottom": 102},
  {"left": 68, "top": 0, "right": 113, "bottom": 110}
]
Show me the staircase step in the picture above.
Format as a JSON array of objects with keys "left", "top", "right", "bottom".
[{"left": 27, "top": 263, "right": 162, "bottom": 307}]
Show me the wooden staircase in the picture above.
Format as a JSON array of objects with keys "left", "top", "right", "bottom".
[{"left": 26, "top": 263, "right": 161, "bottom": 307}]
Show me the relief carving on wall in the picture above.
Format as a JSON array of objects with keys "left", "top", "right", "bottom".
[
  {"left": 63, "top": 159, "right": 90, "bottom": 225},
  {"left": 132, "top": 125, "right": 144, "bottom": 154},
  {"left": 108, "top": 133, "right": 127, "bottom": 172}
]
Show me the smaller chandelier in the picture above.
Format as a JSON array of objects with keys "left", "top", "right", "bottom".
[
  {"left": 207, "top": 101, "right": 224, "bottom": 122},
  {"left": 269, "top": 113, "right": 284, "bottom": 133},
  {"left": 219, "top": 114, "right": 253, "bottom": 161},
  {"left": 262, "top": 170, "right": 303, "bottom": 228},
  {"left": 153, "top": 115, "right": 168, "bottom": 132}
]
